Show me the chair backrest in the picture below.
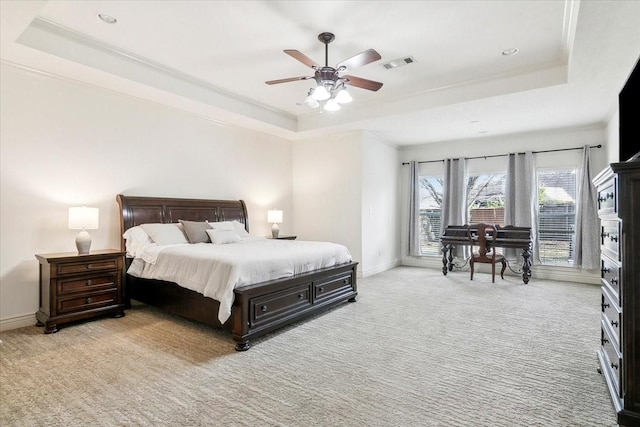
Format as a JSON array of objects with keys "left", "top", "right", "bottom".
[{"left": 468, "top": 223, "right": 498, "bottom": 258}]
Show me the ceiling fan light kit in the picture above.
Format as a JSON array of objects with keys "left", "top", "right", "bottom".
[{"left": 266, "top": 32, "right": 383, "bottom": 112}]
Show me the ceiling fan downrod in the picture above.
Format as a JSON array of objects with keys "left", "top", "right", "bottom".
[{"left": 317, "top": 32, "right": 335, "bottom": 67}]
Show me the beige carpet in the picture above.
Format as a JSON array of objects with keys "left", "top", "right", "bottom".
[{"left": 0, "top": 267, "right": 616, "bottom": 426}]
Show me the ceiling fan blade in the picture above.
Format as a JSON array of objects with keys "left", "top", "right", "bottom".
[
  {"left": 284, "top": 49, "right": 320, "bottom": 69},
  {"left": 266, "top": 76, "right": 314, "bottom": 85},
  {"left": 343, "top": 75, "right": 383, "bottom": 92},
  {"left": 336, "top": 49, "right": 381, "bottom": 70}
]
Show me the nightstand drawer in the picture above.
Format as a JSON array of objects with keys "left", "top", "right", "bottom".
[
  {"left": 58, "top": 290, "right": 118, "bottom": 314},
  {"left": 57, "top": 273, "right": 118, "bottom": 295},
  {"left": 57, "top": 259, "right": 119, "bottom": 275}
]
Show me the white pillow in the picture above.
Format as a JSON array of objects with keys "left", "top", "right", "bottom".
[
  {"left": 207, "top": 220, "right": 235, "bottom": 231},
  {"left": 122, "top": 226, "right": 154, "bottom": 257},
  {"left": 206, "top": 228, "right": 241, "bottom": 244},
  {"left": 231, "top": 220, "right": 250, "bottom": 238},
  {"left": 141, "top": 223, "right": 189, "bottom": 245}
]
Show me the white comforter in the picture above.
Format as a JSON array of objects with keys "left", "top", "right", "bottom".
[{"left": 127, "top": 238, "right": 352, "bottom": 323}]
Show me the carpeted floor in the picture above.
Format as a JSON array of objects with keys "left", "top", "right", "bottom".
[{"left": 0, "top": 266, "right": 616, "bottom": 426}]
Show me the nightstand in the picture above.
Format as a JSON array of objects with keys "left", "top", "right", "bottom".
[
  {"left": 35, "top": 249, "right": 125, "bottom": 333},
  {"left": 268, "top": 235, "right": 297, "bottom": 240}
]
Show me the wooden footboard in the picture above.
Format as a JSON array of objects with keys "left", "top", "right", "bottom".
[
  {"left": 231, "top": 262, "right": 357, "bottom": 350},
  {"left": 126, "top": 262, "right": 357, "bottom": 350}
]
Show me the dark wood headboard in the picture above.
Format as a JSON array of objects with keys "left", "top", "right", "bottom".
[{"left": 116, "top": 194, "right": 248, "bottom": 251}]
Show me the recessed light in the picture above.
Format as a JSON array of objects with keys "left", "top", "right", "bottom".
[
  {"left": 501, "top": 48, "right": 519, "bottom": 56},
  {"left": 470, "top": 120, "right": 480, "bottom": 124},
  {"left": 479, "top": 130, "right": 489, "bottom": 134},
  {"left": 98, "top": 13, "right": 118, "bottom": 24}
]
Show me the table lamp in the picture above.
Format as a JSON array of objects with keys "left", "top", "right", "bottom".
[
  {"left": 267, "top": 209, "right": 283, "bottom": 238},
  {"left": 68, "top": 206, "right": 99, "bottom": 254}
]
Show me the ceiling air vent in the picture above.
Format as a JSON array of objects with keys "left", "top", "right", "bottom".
[{"left": 382, "top": 56, "right": 416, "bottom": 70}]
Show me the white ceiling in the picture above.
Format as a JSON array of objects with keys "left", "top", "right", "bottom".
[{"left": 1, "top": 1, "right": 639, "bottom": 146}]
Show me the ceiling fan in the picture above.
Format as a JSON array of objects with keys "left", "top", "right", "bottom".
[{"left": 266, "top": 32, "right": 383, "bottom": 111}]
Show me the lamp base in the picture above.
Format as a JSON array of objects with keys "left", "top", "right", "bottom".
[
  {"left": 76, "top": 229, "right": 92, "bottom": 254},
  {"left": 271, "top": 224, "right": 280, "bottom": 239}
]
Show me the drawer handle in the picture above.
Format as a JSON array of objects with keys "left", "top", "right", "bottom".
[
  {"left": 611, "top": 320, "right": 619, "bottom": 327},
  {"left": 601, "top": 232, "right": 609, "bottom": 239},
  {"left": 610, "top": 235, "right": 618, "bottom": 242},
  {"left": 260, "top": 305, "right": 268, "bottom": 312},
  {"left": 611, "top": 277, "right": 618, "bottom": 285},
  {"left": 86, "top": 279, "right": 92, "bottom": 286},
  {"left": 86, "top": 297, "right": 93, "bottom": 304},
  {"left": 343, "top": 279, "right": 349, "bottom": 284},
  {"left": 598, "top": 195, "right": 607, "bottom": 203},
  {"left": 611, "top": 362, "right": 619, "bottom": 370},
  {"left": 607, "top": 192, "right": 614, "bottom": 199},
  {"left": 602, "top": 302, "right": 610, "bottom": 310},
  {"left": 86, "top": 264, "right": 93, "bottom": 269},
  {"left": 601, "top": 267, "right": 610, "bottom": 274},
  {"left": 298, "top": 293, "right": 304, "bottom": 299},
  {"left": 318, "top": 287, "right": 324, "bottom": 293},
  {"left": 602, "top": 337, "right": 609, "bottom": 344}
]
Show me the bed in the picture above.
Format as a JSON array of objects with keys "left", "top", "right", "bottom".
[{"left": 117, "top": 194, "right": 358, "bottom": 351}]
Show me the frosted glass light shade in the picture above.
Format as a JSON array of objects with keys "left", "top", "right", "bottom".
[
  {"left": 335, "top": 88, "right": 352, "bottom": 104},
  {"left": 312, "top": 85, "right": 330, "bottom": 101},
  {"left": 267, "top": 209, "right": 283, "bottom": 224},
  {"left": 68, "top": 206, "right": 99, "bottom": 230},
  {"left": 323, "top": 98, "right": 341, "bottom": 112}
]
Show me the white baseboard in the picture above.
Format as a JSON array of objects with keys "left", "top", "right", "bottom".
[
  {"left": 0, "top": 313, "right": 36, "bottom": 332},
  {"left": 362, "top": 259, "right": 401, "bottom": 278},
  {"left": 400, "top": 256, "right": 599, "bottom": 284}
]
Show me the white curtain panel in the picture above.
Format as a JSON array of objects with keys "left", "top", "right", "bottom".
[
  {"left": 505, "top": 152, "right": 540, "bottom": 263},
  {"left": 574, "top": 145, "right": 600, "bottom": 269},
  {"left": 441, "top": 158, "right": 467, "bottom": 258},
  {"left": 408, "top": 161, "right": 421, "bottom": 257}
]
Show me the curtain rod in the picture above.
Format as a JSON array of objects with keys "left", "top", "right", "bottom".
[{"left": 401, "top": 144, "right": 602, "bottom": 165}]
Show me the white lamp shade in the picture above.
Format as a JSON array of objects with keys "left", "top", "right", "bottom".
[
  {"left": 267, "top": 209, "right": 283, "bottom": 224},
  {"left": 68, "top": 206, "right": 99, "bottom": 230}
]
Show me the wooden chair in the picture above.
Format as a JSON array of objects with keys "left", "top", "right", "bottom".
[{"left": 468, "top": 223, "right": 506, "bottom": 283}]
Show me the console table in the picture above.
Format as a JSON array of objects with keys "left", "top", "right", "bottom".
[{"left": 440, "top": 225, "right": 532, "bottom": 283}]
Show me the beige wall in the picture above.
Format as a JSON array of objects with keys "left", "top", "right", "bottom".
[{"left": 0, "top": 64, "right": 293, "bottom": 327}]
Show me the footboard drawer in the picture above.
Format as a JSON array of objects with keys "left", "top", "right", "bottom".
[
  {"left": 249, "top": 284, "right": 312, "bottom": 327},
  {"left": 314, "top": 272, "right": 355, "bottom": 304}
]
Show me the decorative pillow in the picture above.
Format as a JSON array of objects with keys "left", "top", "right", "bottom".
[
  {"left": 206, "top": 228, "right": 241, "bottom": 245},
  {"left": 207, "top": 220, "right": 235, "bottom": 231},
  {"left": 141, "top": 223, "right": 189, "bottom": 245},
  {"left": 122, "top": 225, "right": 154, "bottom": 257},
  {"left": 179, "top": 220, "right": 212, "bottom": 243},
  {"left": 231, "top": 220, "right": 250, "bottom": 238}
]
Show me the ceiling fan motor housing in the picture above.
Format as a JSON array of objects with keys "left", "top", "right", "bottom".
[{"left": 316, "top": 67, "right": 340, "bottom": 87}]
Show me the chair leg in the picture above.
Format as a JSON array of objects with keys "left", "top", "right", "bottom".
[
  {"left": 500, "top": 260, "right": 506, "bottom": 279},
  {"left": 470, "top": 258, "right": 474, "bottom": 281},
  {"left": 491, "top": 262, "right": 496, "bottom": 283}
]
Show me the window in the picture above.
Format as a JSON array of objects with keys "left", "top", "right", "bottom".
[
  {"left": 415, "top": 166, "right": 578, "bottom": 266},
  {"left": 467, "top": 174, "right": 506, "bottom": 226},
  {"left": 418, "top": 176, "right": 443, "bottom": 256},
  {"left": 537, "top": 169, "right": 577, "bottom": 266}
]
